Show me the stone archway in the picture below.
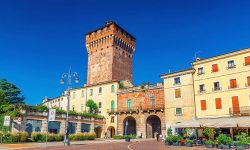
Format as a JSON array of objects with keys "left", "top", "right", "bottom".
[
  {"left": 94, "top": 126, "right": 102, "bottom": 138},
  {"left": 146, "top": 115, "right": 161, "bottom": 138},
  {"left": 123, "top": 116, "right": 136, "bottom": 136},
  {"left": 107, "top": 126, "right": 115, "bottom": 138}
]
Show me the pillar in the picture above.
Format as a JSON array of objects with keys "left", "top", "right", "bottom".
[
  {"left": 60, "top": 120, "right": 66, "bottom": 134},
  {"left": 76, "top": 122, "right": 81, "bottom": 133},
  {"left": 41, "top": 119, "right": 48, "bottom": 133}
]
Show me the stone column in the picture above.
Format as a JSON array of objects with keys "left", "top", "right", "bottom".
[
  {"left": 60, "top": 120, "right": 66, "bottom": 134},
  {"left": 76, "top": 121, "right": 81, "bottom": 133},
  {"left": 89, "top": 123, "right": 94, "bottom": 133},
  {"left": 41, "top": 119, "right": 48, "bottom": 133}
]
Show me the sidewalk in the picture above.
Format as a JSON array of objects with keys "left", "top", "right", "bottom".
[{"left": 0, "top": 138, "right": 154, "bottom": 150}]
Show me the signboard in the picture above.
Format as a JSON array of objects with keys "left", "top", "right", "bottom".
[
  {"left": 48, "top": 109, "right": 56, "bottom": 121},
  {"left": 3, "top": 116, "right": 10, "bottom": 126},
  {"left": 13, "top": 117, "right": 22, "bottom": 125}
]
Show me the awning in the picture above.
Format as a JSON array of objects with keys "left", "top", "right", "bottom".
[
  {"left": 172, "top": 117, "right": 250, "bottom": 128},
  {"left": 202, "top": 118, "right": 237, "bottom": 128},
  {"left": 234, "top": 117, "right": 250, "bottom": 127},
  {"left": 173, "top": 120, "right": 203, "bottom": 128}
]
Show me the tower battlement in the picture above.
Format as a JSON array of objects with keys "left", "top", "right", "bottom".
[{"left": 85, "top": 21, "right": 135, "bottom": 85}]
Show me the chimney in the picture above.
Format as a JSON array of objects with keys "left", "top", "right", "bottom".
[{"left": 196, "top": 57, "right": 201, "bottom": 61}]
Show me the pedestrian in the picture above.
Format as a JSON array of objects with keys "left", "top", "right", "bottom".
[
  {"left": 156, "top": 133, "right": 159, "bottom": 142},
  {"left": 104, "top": 132, "right": 107, "bottom": 139}
]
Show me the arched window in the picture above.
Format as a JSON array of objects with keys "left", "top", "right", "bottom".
[
  {"left": 150, "top": 96, "right": 155, "bottom": 106},
  {"left": 127, "top": 99, "right": 132, "bottom": 110},
  {"left": 111, "top": 85, "right": 115, "bottom": 93},
  {"left": 99, "top": 102, "right": 102, "bottom": 108},
  {"left": 90, "top": 89, "right": 93, "bottom": 96},
  {"left": 99, "top": 87, "right": 102, "bottom": 94},
  {"left": 81, "top": 90, "right": 84, "bottom": 97},
  {"left": 111, "top": 100, "right": 115, "bottom": 112}
]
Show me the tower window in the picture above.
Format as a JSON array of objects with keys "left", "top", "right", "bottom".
[
  {"left": 111, "top": 85, "right": 115, "bottom": 93},
  {"left": 99, "top": 87, "right": 102, "bottom": 94}
]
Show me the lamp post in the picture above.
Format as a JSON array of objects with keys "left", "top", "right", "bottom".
[{"left": 60, "top": 68, "right": 79, "bottom": 146}]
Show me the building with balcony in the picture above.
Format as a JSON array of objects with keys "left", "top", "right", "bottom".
[
  {"left": 114, "top": 83, "right": 165, "bottom": 139},
  {"left": 192, "top": 48, "right": 250, "bottom": 119}
]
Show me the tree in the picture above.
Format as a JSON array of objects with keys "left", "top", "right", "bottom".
[
  {"left": 85, "top": 99, "right": 97, "bottom": 113},
  {"left": 0, "top": 89, "right": 6, "bottom": 104},
  {"left": 0, "top": 79, "right": 25, "bottom": 104}
]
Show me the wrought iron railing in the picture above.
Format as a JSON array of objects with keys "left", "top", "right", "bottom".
[{"left": 229, "top": 106, "right": 250, "bottom": 116}]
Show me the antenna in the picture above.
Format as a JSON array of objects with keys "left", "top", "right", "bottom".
[{"left": 193, "top": 51, "right": 201, "bottom": 61}]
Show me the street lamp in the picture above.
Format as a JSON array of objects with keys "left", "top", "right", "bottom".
[{"left": 60, "top": 68, "right": 79, "bottom": 146}]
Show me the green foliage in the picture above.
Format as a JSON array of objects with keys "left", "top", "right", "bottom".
[
  {"left": 0, "top": 79, "right": 25, "bottom": 104},
  {"left": 113, "top": 135, "right": 124, "bottom": 139},
  {"left": 31, "top": 132, "right": 46, "bottom": 142},
  {"left": 216, "top": 134, "right": 232, "bottom": 145},
  {"left": 69, "top": 132, "right": 96, "bottom": 141},
  {"left": 35, "top": 105, "right": 48, "bottom": 112},
  {"left": 86, "top": 99, "right": 98, "bottom": 113},
  {"left": 185, "top": 139, "right": 193, "bottom": 144},
  {"left": 170, "top": 134, "right": 183, "bottom": 143},
  {"left": 205, "top": 139, "right": 215, "bottom": 145},
  {"left": 236, "top": 132, "right": 249, "bottom": 146},
  {"left": 184, "top": 128, "right": 194, "bottom": 138},
  {"left": 203, "top": 128, "right": 215, "bottom": 140},
  {"left": 0, "top": 132, "right": 27, "bottom": 143},
  {"left": 167, "top": 128, "right": 173, "bottom": 137},
  {"left": 118, "top": 82, "right": 125, "bottom": 89},
  {"left": 165, "top": 136, "right": 172, "bottom": 143},
  {"left": 0, "top": 89, "right": 6, "bottom": 103}
]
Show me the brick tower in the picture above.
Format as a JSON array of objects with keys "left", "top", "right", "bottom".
[{"left": 85, "top": 21, "right": 135, "bottom": 85}]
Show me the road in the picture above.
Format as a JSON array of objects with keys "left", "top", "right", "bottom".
[{"left": 0, "top": 140, "right": 215, "bottom": 150}]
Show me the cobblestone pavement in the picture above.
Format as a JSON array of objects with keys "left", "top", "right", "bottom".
[{"left": 17, "top": 140, "right": 217, "bottom": 150}]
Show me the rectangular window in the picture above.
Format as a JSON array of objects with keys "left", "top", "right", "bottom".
[
  {"left": 213, "top": 82, "right": 220, "bottom": 91},
  {"left": 245, "top": 56, "right": 250, "bottom": 65},
  {"left": 201, "top": 100, "right": 207, "bottom": 110},
  {"left": 215, "top": 98, "right": 222, "bottom": 109},
  {"left": 150, "top": 96, "right": 155, "bottom": 106},
  {"left": 174, "top": 77, "right": 181, "bottom": 84},
  {"left": 99, "top": 102, "right": 102, "bottom": 108},
  {"left": 198, "top": 67, "right": 204, "bottom": 75},
  {"left": 228, "top": 60, "right": 236, "bottom": 69},
  {"left": 212, "top": 64, "right": 218, "bottom": 72},
  {"left": 111, "top": 116, "right": 114, "bottom": 123},
  {"left": 175, "top": 88, "right": 181, "bottom": 98},
  {"left": 247, "top": 76, "right": 250, "bottom": 86},
  {"left": 176, "top": 108, "right": 182, "bottom": 115},
  {"left": 81, "top": 91, "right": 84, "bottom": 97},
  {"left": 230, "top": 79, "right": 237, "bottom": 88},
  {"left": 199, "top": 84, "right": 205, "bottom": 92}
]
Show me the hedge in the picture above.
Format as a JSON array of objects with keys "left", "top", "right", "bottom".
[
  {"left": 0, "top": 132, "right": 28, "bottom": 143},
  {"left": 112, "top": 134, "right": 136, "bottom": 140},
  {"left": 31, "top": 132, "right": 96, "bottom": 142}
]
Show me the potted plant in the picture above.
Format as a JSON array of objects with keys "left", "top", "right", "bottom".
[
  {"left": 185, "top": 139, "right": 193, "bottom": 147},
  {"left": 174, "top": 135, "right": 183, "bottom": 146},
  {"left": 205, "top": 140, "right": 214, "bottom": 148},
  {"left": 203, "top": 128, "right": 215, "bottom": 140},
  {"left": 236, "top": 133, "right": 249, "bottom": 150},
  {"left": 165, "top": 136, "right": 173, "bottom": 145},
  {"left": 216, "top": 134, "right": 232, "bottom": 149}
]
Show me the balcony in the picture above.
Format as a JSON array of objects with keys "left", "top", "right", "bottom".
[
  {"left": 212, "top": 87, "right": 222, "bottom": 92},
  {"left": 198, "top": 89, "right": 206, "bottom": 94},
  {"left": 107, "top": 107, "right": 139, "bottom": 114},
  {"left": 228, "top": 84, "right": 239, "bottom": 89},
  {"left": 227, "top": 65, "right": 236, "bottom": 69},
  {"left": 141, "top": 104, "right": 164, "bottom": 112},
  {"left": 229, "top": 106, "right": 250, "bottom": 116}
]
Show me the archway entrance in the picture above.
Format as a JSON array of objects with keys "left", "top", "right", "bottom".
[
  {"left": 123, "top": 116, "right": 136, "bottom": 136},
  {"left": 94, "top": 126, "right": 102, "bottom": 138},
  {"left": 107, "top": 126, "right": 115, "bottom": 138},
  {"left": 146, "top": 115, "right": 161, "bottom": 138}
]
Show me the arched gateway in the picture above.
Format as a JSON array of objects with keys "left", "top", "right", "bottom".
[
  {"left": 146, "top": 115, "right": 161, "bottom": 138},
  {"left": 107, "top": 126, "right": 115, "bottom": 138},
  {"left": 123, "top": 116, "right": 136, "bottom": 135}
]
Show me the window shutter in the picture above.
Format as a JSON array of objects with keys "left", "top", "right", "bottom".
[
  {"left": 245, "top": 56, "right": 250, "bottom": 65},
  {"left": 212, "top": 64, "right": 218, "bottom": 72},
  {"left": 230, "top": 79, "right": 237, "bottom": 88},
  {"left": 201, "top": 100, "right": 207, "bottom": 110},
  {"left": 247, "top": 76, "right": 250, "bottom": 86},
  {"left": 232, "top": 96, "right": 240, "bottom": 113},
  {"left": 215, "top": 98, "right": 222, "bottom": 109}
]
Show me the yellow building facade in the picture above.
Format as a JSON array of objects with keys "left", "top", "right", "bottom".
[
  {"left": 161, "top": 69, "right": 196, "bottom": 131},
  {"left": 43, "top": 81, "right": 120, "bottom": 138},
  {"left": 193, "top": 48, "right": 250, "bottom": 118}
]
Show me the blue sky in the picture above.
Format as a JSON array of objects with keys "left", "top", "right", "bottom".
[{"left": 0, "top": 0, "right": 250, "bottom": 105}]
